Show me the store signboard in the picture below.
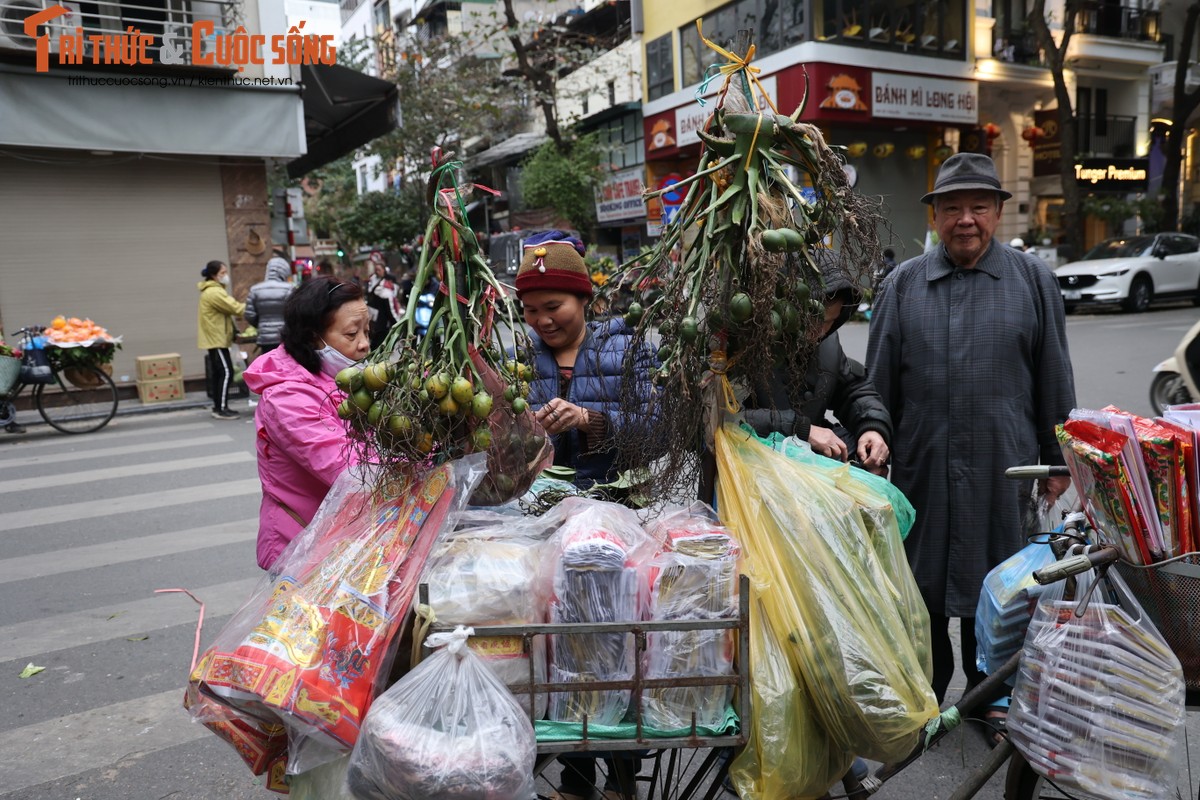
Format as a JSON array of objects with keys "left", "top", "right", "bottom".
[
  {"left": 1033, "top": 109, "right": 1061, "bottom": 177},
  {"left": 1074, "top": 158, "right": 1149, "bottom": 192},
  {"left": 871, "top": 72, "right": 978, "bottom": 124},
  {"left": 675, "top": 76, "right": 777, "bottom": 148},
  {"left": 595, "top": 167, "right": 648, "bottom": 224}
]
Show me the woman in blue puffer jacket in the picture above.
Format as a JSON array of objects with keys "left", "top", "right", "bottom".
[{"left": 516, "top": 231, "right": 656, "bottom": 490}]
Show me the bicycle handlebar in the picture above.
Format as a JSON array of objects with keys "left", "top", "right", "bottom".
[
  {"left": 1032, "top": 545, "right": 1120, "bottom": 585},
  {"left": 1005, "top": 465, "right": 1072, "bottom": 479}
]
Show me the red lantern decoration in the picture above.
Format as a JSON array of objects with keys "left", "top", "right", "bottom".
[
  {"left": 983, "top": 122, "right": 1002, "bottom": 140},
  {"left": 1021, "top": 126, "right": 1044, "bottom": 146}
]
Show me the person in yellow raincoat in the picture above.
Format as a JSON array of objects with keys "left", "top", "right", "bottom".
[{"left": 197, "top": 260, "right": 246, "bottom": 420}]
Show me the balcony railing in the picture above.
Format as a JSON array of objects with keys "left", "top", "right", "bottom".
[
  {"left": 0, "top": 0, "right": 242, "bottom": 68},
  {"left": 1074, "top": 3, "right": 1160, "bottom": 42},
  {"left": 990, "top": 29, "right": 1049, "bottom": 67},
  {"left": 1077, "top": 114, "right": 1136, "bottom": 157}
]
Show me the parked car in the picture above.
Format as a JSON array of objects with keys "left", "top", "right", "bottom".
[{"left": 1055, "top": 233, "right": 1200, "bottom": 313}]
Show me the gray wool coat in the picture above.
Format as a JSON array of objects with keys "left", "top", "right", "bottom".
[{"left": 865, "top": 241, "right": 1076, "bottom": 617}]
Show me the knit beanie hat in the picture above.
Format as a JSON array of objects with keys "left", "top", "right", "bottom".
[{"left": 515, "top": 230, "right": 593, "bottom": 298}]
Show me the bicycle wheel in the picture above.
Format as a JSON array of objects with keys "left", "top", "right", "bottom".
[
  {"left": 34, "top": 366, "right": 118, "bottom": 434},
  {"left": 533, "top": 747, "right": 734, "bottom": 800}
]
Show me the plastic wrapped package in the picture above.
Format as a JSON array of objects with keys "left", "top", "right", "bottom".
[
  {"left": 746, "top": 427, "right": 930, "bottom": 678},
  {"left": 715, "top": 425, "right": 938, "bottom": 763},
  {"left": 421, "top": 512, "right": 558, "bottom": 719},
  {"left": 184, "top": 651, "right": 287, "bottom": 775},
  {"left": 1008, "top": 566, "right": 1185, "bottom": 800},
  {"left": 195, "top": 456, "right": 485, "bottom": 774},
  {"left": 974, "top": 541, "right": 1056, "bottom": 676},
  {"left": 346, "top": 626, "right": 536, "bottom": 800},
  {"left": 730, "top": 593, "right": 853, "bottom": 800},
  {"left": 643, "top": 504, "right": 739, "bottom": 730},
  {"left": 543, "top": 497, "right": 659, "bottom": 726}
]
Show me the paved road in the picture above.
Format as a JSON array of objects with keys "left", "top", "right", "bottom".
[{"left": 2, "top": 301, "right": 1199, "bottom": 799}]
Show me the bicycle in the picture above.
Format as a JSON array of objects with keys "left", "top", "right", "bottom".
[
  {"left": 0, "top": 326, "right": 119, "bottom": 435},
  {"left": 862, "top": 464, "right": 1200, "bottom": 800}
]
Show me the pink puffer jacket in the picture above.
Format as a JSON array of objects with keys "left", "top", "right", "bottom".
[{"left": 243, "top": 347, "right": 358, "bottom": 569}]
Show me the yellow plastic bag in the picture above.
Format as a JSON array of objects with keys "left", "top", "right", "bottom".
[
  {"left": 716, "top": 425, "right": 937, "bottom": 763},
  {"left": 730, "top": 591, "right": 852, "bottom": 800}
]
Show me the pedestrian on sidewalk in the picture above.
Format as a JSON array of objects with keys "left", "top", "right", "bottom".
[
  {"left": 197, "top": 260, "right": 245, "bottom": 420},
  {"left": 865, "top": 154, "right": 1075, "bottom": 739},
  {"left": 244, "top": 256, "right": 294, "bottom": 355},
  {"left": 243, "top": 277, "right": 368, "bottom": 570},
  {"left": 365, "top": 252, "right": 403, "bottom": 350}
]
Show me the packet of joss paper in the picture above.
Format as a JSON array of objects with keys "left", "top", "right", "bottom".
[
  {"left": 1058, "top": 419, "right": 1153, "bottom": 564},
  {"left": 1156, "top": 418, "right": 1198, "bottom": 554},
  {"left": 197, "top": 456, "right": 486, "bottom": 774},
  {"left": 1132, "top": 417, "right": 1190, "bottom": 558}
]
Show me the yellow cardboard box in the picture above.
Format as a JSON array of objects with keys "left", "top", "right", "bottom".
[
  {"left": 137, "top": 377, "right": 185, "bottom": 404},
  {"left": 136, "top": 353, "right": 182, "bottom": 381}
]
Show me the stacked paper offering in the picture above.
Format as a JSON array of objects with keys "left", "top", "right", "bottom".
[
  {"left": 1057, "top": 405, "right": 1199, "bottom": 564},
  {"left": 1009, "top": 571, "right": 1185, "bottom": 800}
]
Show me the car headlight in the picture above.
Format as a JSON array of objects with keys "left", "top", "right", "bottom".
[{"left": 1098, "top": 269, "right": 1130, "bottom": 278}]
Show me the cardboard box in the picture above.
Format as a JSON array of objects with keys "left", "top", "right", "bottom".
[
  {"left": 137, "top": 377, "right": 185, "bottom": 404},
  {"left": 136, "top": 353, "right": 182, "bottom": 381}
]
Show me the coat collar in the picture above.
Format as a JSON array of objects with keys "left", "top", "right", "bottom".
[{"left": 925, "top": 241, "right": 1003, "bottom": 281}]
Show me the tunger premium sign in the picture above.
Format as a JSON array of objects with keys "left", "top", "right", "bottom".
[{"left": 1074, "top": 158, "right": 1149, "bottom": 192}]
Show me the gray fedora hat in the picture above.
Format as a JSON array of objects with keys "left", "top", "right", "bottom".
[{"left": 920, "top": 152, "right": 1012, "bottom": 205}]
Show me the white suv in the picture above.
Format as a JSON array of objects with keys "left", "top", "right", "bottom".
[{"left": 1055, "top": 233, "right": 1200, "bottom": 313}]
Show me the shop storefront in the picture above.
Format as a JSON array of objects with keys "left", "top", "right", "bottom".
[{"left": 642, "top": 62, "right": 980, "bottom": 260}]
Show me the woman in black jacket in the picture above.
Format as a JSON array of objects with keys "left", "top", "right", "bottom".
[{"left": 743, "top": 249, "right": 892, "bottom": 474}]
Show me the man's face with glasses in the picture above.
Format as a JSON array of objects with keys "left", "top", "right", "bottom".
[{"left": 933, "top": 190, "right": 1003, "bottom": 269}]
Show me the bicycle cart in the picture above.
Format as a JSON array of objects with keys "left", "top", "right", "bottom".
[
  {"left": 1, "top": 326, "right": 118, "bottom": 434},
  {"left": 417, "top": 576, "right": 752, "bottom": 800}
]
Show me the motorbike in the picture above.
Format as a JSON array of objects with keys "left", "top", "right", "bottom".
[{"left": 1150, "top": 317, "right": 1200, "bottom": 414}]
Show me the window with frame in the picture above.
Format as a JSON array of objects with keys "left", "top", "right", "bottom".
[
  {"left": 679, "top": 0, "right": 808, "bottom": 89},
  {"left": 646, "top": 34, "right": 675, "bottom": 101},
  {"left": 597, "top": 113, "right": 645, "bottom": 171}
]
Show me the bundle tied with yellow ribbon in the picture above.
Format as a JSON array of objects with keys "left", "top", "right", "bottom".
[
  {"left": 715, "top": 425, "right": 937, "bottom": 775},
  {"left": 608, "top": 23, "right": 889, "bottom": 497}
]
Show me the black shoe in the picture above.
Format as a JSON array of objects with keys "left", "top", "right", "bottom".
[
  {"left": 211, "top": 409, "right": 240, "bottom": 420},
  {"left": 4, "top": 421, "right": 26, "bottom": 434}
]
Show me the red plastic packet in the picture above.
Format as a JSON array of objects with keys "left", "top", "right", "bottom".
[{"left": 1059, "top": 419, "right": 1153, "bottom": 564}]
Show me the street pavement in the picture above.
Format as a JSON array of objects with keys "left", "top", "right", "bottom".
[{"left": 0, "top": 302, "right": 1197, "bottom": 799}]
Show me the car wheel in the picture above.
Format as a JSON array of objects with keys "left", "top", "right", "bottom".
[
  {"left": 1063, "top": 301, "right": 1077, "bottom": 314},
  {"left": 1122, "top": 274, "right": 1153, "bottom": 313}
]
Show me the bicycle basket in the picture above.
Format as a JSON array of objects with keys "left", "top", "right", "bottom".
[
  {"left": 0, "top": 355, "right": 20, "bottom": 394},
  {"left": 19, "top": 349, "right": 54, "bottom": 385},
  {"left": 1117, "top": 557, "right": 1200, "bottom": 693}
]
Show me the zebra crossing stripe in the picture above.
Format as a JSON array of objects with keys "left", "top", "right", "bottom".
[
  {"left": 0, "top": 452, "right": 253, "bottom": 494},
  {"left": 0, "top": 688, "right": 205, "bottom": 793},
  {"left": 0, "top": 434, "right": 235, "bottom": 469},
  {"left": 0, "top": 479, "right": 262, "bottom": 533},
  {"left": 0, "top": 421, "right": 216, "bottom": 454},
  {"left": 0, "top": 577, "right": 261, "bottom": 664},
  {"left": 0, "top": 520, "right": 257, "bottom": 585}
]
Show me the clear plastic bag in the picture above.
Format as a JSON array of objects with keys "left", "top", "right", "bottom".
[
  {"left": 643, "top": 503, "right": 740, "bottom": 730},
  {"left": 974, "top": 540, "right": 1056, "bottom": 676},
  {"left": 195, "top": 456, "right": 485, "bottom": 774},
  {"left": 421, "top": 512, "right": 556, "bottom": 719},
  {"left": 543, "top": 497, "right": 659, "bottom": 726},
  {"left": 1008, "top": 564, "right": 1185, "bottom": 800},
  {"left": 730, "top": 593, "right": 853, "bottom": 800},
  {"left": 346, "top": 626, "right": 536, "bottom": 800},
  {"left": 715, "top": 425, "right": 937, "bottom": 763},
  {"left": 289, "top": 755, "right": 356, "bottom": 800}
]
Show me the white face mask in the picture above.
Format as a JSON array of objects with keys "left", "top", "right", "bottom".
[{"left": 316, "top": 339, "right": 359, "bottom": 379}]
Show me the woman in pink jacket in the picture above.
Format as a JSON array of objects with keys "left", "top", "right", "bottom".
[{"left": 243, "top": 277, "right": 370, "bottom": 569}]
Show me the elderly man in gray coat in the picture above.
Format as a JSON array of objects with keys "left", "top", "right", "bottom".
[{"left": 865, "top": 154, "right": 1076, "bottom": 731}]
